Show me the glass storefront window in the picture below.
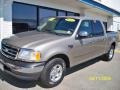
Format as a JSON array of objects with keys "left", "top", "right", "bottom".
[
  {"left": 58, "top": 11, "right": 66, "bottom": 16},
  {"left": 12, "top": 3, "right": 37, "bottom": 34},
  {"left": 67, "top": 12, "right": 75, "bottom": 16},
  {"left": 39, "top": 8, "right": 57, "bottom": 19},
  {"left": 12, "top": 2, "right": 80, "bottom": 34}
]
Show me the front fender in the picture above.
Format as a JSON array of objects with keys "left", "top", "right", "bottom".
[{"left": 42, "top": 47, "right": 70, "bottom": 62}]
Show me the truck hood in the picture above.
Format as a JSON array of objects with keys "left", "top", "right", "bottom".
[{"left": 3, "top": 31, "right": 64, "bottom": 48}]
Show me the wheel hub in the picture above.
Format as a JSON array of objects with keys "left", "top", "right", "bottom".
[
  {"left": 109, "top": 48, "right": 114, "bottom": 59},
  {"left": 50, "top": 64, "right": 63, "bottom": 82}
]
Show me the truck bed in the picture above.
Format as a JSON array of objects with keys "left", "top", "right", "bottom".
[{"left": 106, "top": 31, "right": 119, "bottom": 41}]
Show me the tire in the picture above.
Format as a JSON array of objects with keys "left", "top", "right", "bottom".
[
  {"left": 40, "top": 58, "right": 66, "bottom": 88},
  {"left": 102, "top": 45, "right": 115, "bottom": 61}
]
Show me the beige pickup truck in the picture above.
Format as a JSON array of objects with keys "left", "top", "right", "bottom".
[{"left": 0, "top": 16, "right": 118, "bottom": 87}]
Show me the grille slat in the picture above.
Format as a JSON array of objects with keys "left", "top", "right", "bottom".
[
  {"left": 2, "top": 49, "right": 16, "bottom": 59},
  {"left": 1, "top": 42, "right": 19, "bottom": 59},
  {"left": 2, "top": 48, "right": 16, "bottom": 56},
  {"left": 2, "top": 45, "right": 17, "bottom": 54}
]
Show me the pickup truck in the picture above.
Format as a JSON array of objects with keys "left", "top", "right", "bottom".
[{"left": 0, "top": 16, "right": 118, "bottom": 87}]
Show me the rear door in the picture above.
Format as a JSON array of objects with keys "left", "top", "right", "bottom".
[
  {"left": 91, "top": 20, "right": 107, "bottom": 56},
  {"left": 71, "top": 20, "right": 97, "bottom": 65}
]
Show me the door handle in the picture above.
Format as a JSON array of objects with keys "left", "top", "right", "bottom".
[{"left": 68, "top": 45, "right": 74, "bottom": 48}]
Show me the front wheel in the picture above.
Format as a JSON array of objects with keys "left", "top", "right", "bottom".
[
  {"left": 40, "top": 58, "right": 66, "bottom": 88},
  {"left": 102, "top": 45, "right": 115, "bottom": 61}
]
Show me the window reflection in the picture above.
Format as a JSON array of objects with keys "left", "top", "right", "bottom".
[
  {"left": 12, "top": 3, "right": 37, "bottom": 34},
  {"left": 39, "top": 8, "right": 56, "bottom": 19},
  {"left": 12, "top": 2, "right": 80, "bottom": 34},
  {"left": 67, "top": 12, "right": 75, "bottom": 16},
  {"left": 58, "top": 11, "right": 66, "bottom": 16}
]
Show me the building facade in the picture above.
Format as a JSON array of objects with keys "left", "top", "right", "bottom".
[
  {"left": 0, "top": 0, "right": 120, "bottom": 44},
  {"left": 94, "top": 0, "right": 120, "bottom": 31}
]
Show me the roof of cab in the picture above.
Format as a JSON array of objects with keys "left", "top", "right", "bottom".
[{"left": 56, "top": 16, "right": 104, "bottom": 20}]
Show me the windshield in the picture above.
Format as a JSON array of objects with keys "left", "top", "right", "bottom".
[{"left": 37, "top": 17, "right": 79, "bottom": 36}]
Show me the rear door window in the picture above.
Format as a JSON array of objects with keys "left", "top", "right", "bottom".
[{"left": 92, "top": 20, "right": 104, "bottom": 36}]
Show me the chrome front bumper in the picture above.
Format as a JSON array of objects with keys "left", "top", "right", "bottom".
[{"left": 0, "top": 54, "right": 45, "bottom": 80}]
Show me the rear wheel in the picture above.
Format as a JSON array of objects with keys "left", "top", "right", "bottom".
[
  {"left": 40, "top": 58, "right": 66, "bottom": 88},
  {"left": 103, "top": 45, "right": 115, "bottom": 61}
]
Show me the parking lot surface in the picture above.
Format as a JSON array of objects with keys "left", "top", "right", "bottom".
[{"left": 0, "top": 44, "right": 120, "bottom": 90}]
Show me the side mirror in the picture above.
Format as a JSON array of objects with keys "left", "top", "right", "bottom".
[{"left": 77, "top": 31, "right": 89, "bottom": 39}]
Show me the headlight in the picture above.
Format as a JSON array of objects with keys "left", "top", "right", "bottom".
[{"left": 17, "top": 48, "right": 41, "bottom": 62}]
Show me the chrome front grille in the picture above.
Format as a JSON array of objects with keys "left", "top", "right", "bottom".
[{"left": 1, "top": 42, "right": 19, "bottom": 59}]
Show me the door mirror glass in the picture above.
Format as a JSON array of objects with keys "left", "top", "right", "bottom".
[{"left": 78, "top": 31, "right": 89, "bottom": 38}]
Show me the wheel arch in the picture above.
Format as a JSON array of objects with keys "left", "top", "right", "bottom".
[
  {"left": 111, "top": 42, "right": 116, "bottom": 48},
  {"left": 46, "top": 54, "right": 70, "bottom": 68}
]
